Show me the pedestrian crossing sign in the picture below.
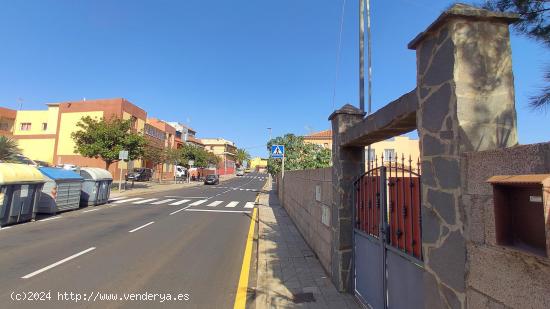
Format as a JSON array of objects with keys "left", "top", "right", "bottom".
[{"left": 271, "top": 145, "right": 285, "bottom": 158}]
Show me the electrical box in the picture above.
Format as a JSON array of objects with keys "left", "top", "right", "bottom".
[{"left": 487, "top": 174, "right": 550, "bottom": 257}]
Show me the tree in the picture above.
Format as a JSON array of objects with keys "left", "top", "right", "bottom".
[
  {"left": 266, "top": 134, "right": 332, "bottom": 175},
  {"left": 236, "top": 148, "right": 251, "bottom": 167},
  {"left": 0, "top": 136, "right": 21, "bottom": 162},
  {"left": 177, "top": 144, "right": 219, "bottom": 168},
  {"left": 71, "top": 116, "right": 147, "bottom": 170},
  {"left": 482, "top": 0, "right": 550, "bottom": 109}
]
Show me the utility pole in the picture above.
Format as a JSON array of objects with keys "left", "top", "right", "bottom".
[{"left": 359, "top": 0, "right": 365, "bottom": 112}]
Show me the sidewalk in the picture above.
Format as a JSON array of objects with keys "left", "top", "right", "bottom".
[
  {"left": 254, "top": 181, "right": 359, "bottom": 309},
  {"left": 110, "top": 174, "right": 236, "bottom": 198}
]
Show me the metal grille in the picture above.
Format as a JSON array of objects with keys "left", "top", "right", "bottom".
[{"left": 354, "top": 154, "right": 422, "bottom": 259}]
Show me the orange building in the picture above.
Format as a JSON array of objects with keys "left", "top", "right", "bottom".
[
  {"left": 5, "top": 98, "right": 147, "bottom": 179},
  {"left": 144, "top": 118, "right": 177, "bottom": 180},
  {"left": 0, "top": 107, "right": 17, "bottom": 137}
]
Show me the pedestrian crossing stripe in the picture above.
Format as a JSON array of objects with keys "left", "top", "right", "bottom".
[
  {"left": 170, "top": 199, "right": 190, "bottom": 205},
  {"left": 133, "top": 198, "right": 158, "bottom": 204},
  {"left": 110, "top": 197, "right": 256, "bottom": 209},
  {"left": 190, "top": 199, "right": 207, "bottom": 206},
  {"left": 151, "top": 199, "right": 176, "bottom": 205},
  {"left": 225, "top": 201, "right": 239, "bottom": 208}
]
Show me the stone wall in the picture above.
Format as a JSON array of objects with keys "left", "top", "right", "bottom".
[
  {"left": 277, "top": 168, "right": 334, "bottom": 274},
  {"left": 462, "top": 142, "right": 550, "bottom": 309}
]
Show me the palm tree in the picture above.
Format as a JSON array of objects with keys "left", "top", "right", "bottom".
[
  {"left": 0, "top": 136, "right": 21, "bottom": 162},
  {"left": 236, "top": 148, "right": 251, "bottom": 167}
]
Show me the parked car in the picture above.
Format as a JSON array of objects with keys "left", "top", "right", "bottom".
[
  {"left": 175, "top": 165, "right": 187, "bottom": 178},
  {"left": 204, "top": 174, "right": 219, "bottom": 185},
  {"left": 236, "top": 169, "right": 244, "bottom": 176},
  {"left": 125, "top": 168, "right": 152, "bottom": 181}
]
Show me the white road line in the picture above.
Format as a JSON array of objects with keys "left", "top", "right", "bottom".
[
  {"left": 244, "top": 202, "right": 255, "bottom": 209},
  {"left": 39, "top": 216, "right": 62, "bottom": 222},
  {"left": 109, "top": 196, "right": 126, "bottom": 201},
  {"left": 133, "top": 198, "right": 158, "bottom": 204},
  {"left": 0, "top": 226, "right": 12, "bottom": 230},
  {"left": 185, "top": 209, "right": 251, "bottom": 214},
  {"left": 165, "top": 196, "right": 206, "bottom": 198},
  {"left": 21, "top": 247, "right": 96, "bottom": 279},
  {"left": 225, "top": 201, "right": 239, "bottom": 208},
  {"left": 189, "top": 199, "right": 207, "bottom": 206},
  {"left": 207, "top": 201, "right": 223, "bottom": 207},
  {"left": 128, "top": 221, "right": 155, "bottom": 233},
  {"left": 169, "top": 199, "right": 190, "bottom": 205},
  {"left": 169, "top": 204, "right": 195, "bottom": 215},
  {"left": 83, "top": 208, "right": 99, "bottom": 213},
  {"left": 113, "top": 197, "right": 143, "bottom": 204},
  {"left": 151, "top": 199, "right": 175, "bottom": 205}
]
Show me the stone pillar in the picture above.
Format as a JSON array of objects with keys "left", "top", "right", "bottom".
[
  {"left": 328, "top": 104, "right": 365, "bottom": 292},
  {"left": 408, "top": 4, "right": 519, "bottom": 309}
]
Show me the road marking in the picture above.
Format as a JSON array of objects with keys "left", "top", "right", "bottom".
[
  {"left": 225, "top": 201, "right": 239, "bottom": 208},
  {"left": 39, "top": 216, "right": 62, "bottom": 222},
  {"left": 151, "top": 199, "right": 176, "bottom": 205},
  {"left": 0, "top": 226, "right": 12, "bottom": 230},
  {"left": 109, "top": 196, "right": 126, "bottom": 201},
  {"left": 113, "top": 197, "right": 143, "bottom": 204},
  {"left": 169, "top": 199, "right": 190, "bottom": 205},
  {"left": 189, "top": 199, "right": 207, "bottom": 206},
  {"left": 169, "top": 204, "right": 195, "bottom": 215},
  {"left": 83, "top": 208, "right": 99, "bottom": 213},
  {"left": 21, "top": 247, "right": 96, "bottom": 279},
  {"left": 133, "top": 198, "right": 158, "bottom": 204},
  {"left": 207, "top": 201, "right": 223, "bottom": 207},
  {"left": 244, "top": 202, "right": 255, "bottom": 209},
  {"left": 185, "top": 209, "right": 251, "bottom": 214},
  {"left": 165, "top": 196, "right": 206, "bottom": 198},
  {"left": 129, "top": 221, "right": 155, "bottom": 233},
  {"left": 233, "top": 208, "right": 257, "bottom": 309}
]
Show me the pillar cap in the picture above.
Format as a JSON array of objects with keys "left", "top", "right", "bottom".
[
  {"left": 328, "top": 104, "right": 365, "bottom": 121},
  {"left": 408, "top": 3, "right": 519, "bottom": 50}
]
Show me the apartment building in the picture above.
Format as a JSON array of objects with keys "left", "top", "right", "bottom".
[
  {"left": 165, "top": 122, "right": 205, "bottom": 149},
  {"left": 144, "top": 118, "right": 177, "bottom": 180},
  {"left": 3, "top": 98, "right": 147, "bottom": 179},
  {"left": 201, "top": 138, "right": 237, "bottom": 175}
]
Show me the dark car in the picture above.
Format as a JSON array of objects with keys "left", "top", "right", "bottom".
[
  {"left": 204, "top": 174, "right": 219, "bottom": 185},
  {"left": 125, "top": 168, "right": 153, "bottom": 181}
]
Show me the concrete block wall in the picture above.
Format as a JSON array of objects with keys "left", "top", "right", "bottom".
[
  {"left": 277, "top": 168, "right": 333, "bottom": 274},
  {"left": 462, "top": 142, "right": 550, "bottom": 309}
]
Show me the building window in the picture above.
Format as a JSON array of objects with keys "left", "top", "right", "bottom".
[
  {"left": 131, "top": 116, "right": 138, "bottom": 130},
  {"left": 0, "top": 123, "right": 9, "bottom": 131},
  {"left": 20, "top": 123, "right": 31, "bottom": 131},
  {"left": 41, "top": 123, "right": 48, "bottom": 131},
  {"left": 384, "top": 149, "right": 395, "bottom": 162}
]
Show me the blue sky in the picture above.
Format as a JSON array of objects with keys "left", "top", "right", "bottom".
[{"left": 0, "top": 0, "right": 548, "bottom": 157}]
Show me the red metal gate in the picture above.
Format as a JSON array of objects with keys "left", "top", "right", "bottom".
[{"left": 353, "top": 154, "right": 424, "bottom": 308}]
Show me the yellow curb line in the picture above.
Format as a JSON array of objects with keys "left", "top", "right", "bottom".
[{"left": 233, "top": 207, "right": 258, "bottom": 309}]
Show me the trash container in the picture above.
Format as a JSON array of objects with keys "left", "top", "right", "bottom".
[
  {"left": 0, "top": 163, "right": 45, "bottom": 227},
  {"left": 37, "top": 167, "right": 83, "bottom": 214},
  {"left": 79, "top": 167, "right": 113, "bottom": 206}
]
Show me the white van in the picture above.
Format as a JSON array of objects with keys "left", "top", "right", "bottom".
[{"left": 175, "top": 165, "right": 187, "bottom": 178}]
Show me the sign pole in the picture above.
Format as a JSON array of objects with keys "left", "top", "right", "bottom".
[
  {"left": 281, "top": 156, "right": 285, "bottom": 179},
  {"left": 118, "top": 164, "right": 123, "bottom": 192}
]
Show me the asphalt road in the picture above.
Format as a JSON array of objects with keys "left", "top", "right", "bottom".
[{"left": 0, "top": 172, "right": 267, "bottom": 309}]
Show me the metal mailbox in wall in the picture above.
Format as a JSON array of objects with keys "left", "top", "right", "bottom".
[{"left": 487, "top": 174, "right": 550, "bottom": 257}]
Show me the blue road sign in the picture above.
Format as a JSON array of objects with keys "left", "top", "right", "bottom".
[{"left": 271, "top": 145, "right": 285, "bottom": 158}]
